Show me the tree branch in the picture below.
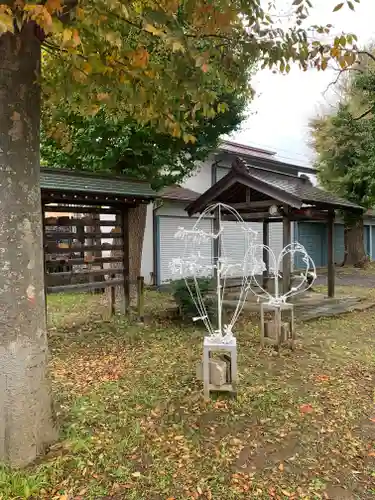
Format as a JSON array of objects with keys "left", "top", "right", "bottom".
[
  {"left": 354, "top": 108, "right": 373, "bottom": 120},
  {"left": 323, "top": 67, "right": 363, "bottom": 96},
  {"left": 357, "top": 51, "right": 375, "bottom": 63}
]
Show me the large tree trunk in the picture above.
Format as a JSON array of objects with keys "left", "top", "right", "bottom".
[
  {"left": 0, "top": 28, "right": 57, "bottom": 466},
  {"left": 343, "top": 216, "right": 368, "bottom": 267}
]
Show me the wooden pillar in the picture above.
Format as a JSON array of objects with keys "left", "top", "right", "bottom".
[
  {"left": 262, "top": 220, "right": 269, "bottom": 290},
  {"left": 76, "top": 221, "right": 85, "bottom": 259},
  {"left": 122, "top": 208, "right": 130, "bottom": 315},
  {"left": 282, "top": 206, "right": 291, "bottom": 294},
  {"left": 327, "top": 210, "right": 335, "bottom": 298}
]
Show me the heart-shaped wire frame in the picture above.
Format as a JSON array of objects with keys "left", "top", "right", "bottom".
[
  {"left": 169, "top": 202, "right": 260, "bottom": 341},
  {"left": 243, "top": 242, "right": 317, "bottom": 305}
]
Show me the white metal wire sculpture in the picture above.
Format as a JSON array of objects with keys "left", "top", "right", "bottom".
[
  {"left": 169, "top": 201, "right": 317, "bottom": 342},
  {"left": 245, "top": 241, "right": 317, "bottom": 306},
  {"left": 169, "top": 202, "right": 260, "bottom": 344}
]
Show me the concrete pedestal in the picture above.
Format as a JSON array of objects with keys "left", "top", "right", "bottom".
[{"left": 203, "top": 337, "right": 237, "bottom": 399}]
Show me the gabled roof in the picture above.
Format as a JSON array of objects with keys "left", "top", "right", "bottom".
[
  {"left": 40, "top": 167, "right": 156, "bottom": 198},
  {"left": 219, "top": 140, "right": 276, "bottom": 158},
  {"left": 159, "top": 185, "right": 200, "bottom": 202},
  {"left": 186, "top": 158, "right": 363, "bottom": 216}
]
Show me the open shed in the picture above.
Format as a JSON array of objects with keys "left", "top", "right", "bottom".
[
  {"left": 186, "top": 158, "right": 364, "bottom": 298},
  {"left": 40, "top": 167, "right": 156, "bottom": 313}
]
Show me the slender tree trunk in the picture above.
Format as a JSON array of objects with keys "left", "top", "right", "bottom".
[
  {"left": 0, "top": 28, "right": 57, "bottom": 466},
  {"left": 109, "top": 204, "right": 147, "bottom": 308},
  {"left": 343, "top": 216, "right": 368, "bottom": 267},
  {"left": 128, "top": 204, "right": 147, "bottom": 296}
]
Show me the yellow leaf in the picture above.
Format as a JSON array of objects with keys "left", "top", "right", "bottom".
[
  {"left": 62, "top": 28, "right": 72, "bottom": 44},
  {"left": 75, "top": 7, "right": 85, "bottom": 20},
  {"left": 130, "top": 47, "right": 149, "bottom": 68},
  {"left": 45, "top": 0, "right": 63, "bottom": 14},
  {"left": 144, "top": 23, "right": 164, "bottom": 37},
  {"left": 172, "top": 40, "right": 185, "bottom": 52},
  {"left": 72, "top": 29, "right": 81, "bottom": 47},
  {"left": 96, "top": 93, "right": 110, "bottom": 102},
  {"left": 83, "top": 62, "right": 92, "bottom": 74},
  {"left": 0, "top": 9, "right": 14, "bottom": 34},
  {"left": 132, "top": 471, "right": 141, "bottom": 478},
  {"left": 278, "top": 462, "right": 284, "bottom": 471}
]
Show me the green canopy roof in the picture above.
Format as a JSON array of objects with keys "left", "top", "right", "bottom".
[{"left": 40, "top": 168, "right": 156, "bottom": 199}]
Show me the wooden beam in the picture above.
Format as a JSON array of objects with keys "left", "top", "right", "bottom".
[
  {"left": 44, "top": 205, "right": 120, "bottom": 214},
  {"left": 327, "top": 210, "right": 335, "bottom": 298},
  {"left": 44, "top": 231, "right": 124, "bottom": 240},
  {"left": 262, "top": 220, "right": 269, "bottom": 290},
  {"left": 122, "top": 209, "right": 131, "bottom": 315},
  {"left": 45, "top": 256, "right": 123, "bottom": 267},
  {"left": 44, "top": 218, "right": 119, "bottom": 227},
  {"left": 282, "top": 206, "right": 292, "bottom": 294},
  {"left": 47, "top": 278, "right": 124, "bottom": 294},
  {"left": 229, "top": 200, "right": 279, "bottom": 210},
  {"left": 44, "top": 244, "right": 123, "bottom": 254},
  {"left": 46, "top": 268, "right": 125, "bottom": 283},
  {"left": 222, "top": 213, "right": 282, "bottom": 222}
]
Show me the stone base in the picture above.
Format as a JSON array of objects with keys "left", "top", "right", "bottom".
[
  {"left": 264, "top": 320, "right": 290, "bottom": 342},
  {"left": 196, "top": 359, "right": 227, "bottom": 387}
]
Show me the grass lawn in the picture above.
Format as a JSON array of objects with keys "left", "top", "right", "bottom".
[{"left": 1, "top": 289, "right": 375, "bottom": 500}]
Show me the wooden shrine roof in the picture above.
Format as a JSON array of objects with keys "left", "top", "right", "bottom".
[{"left": 186, "top": 158, "right": 364, "bottom": 216}]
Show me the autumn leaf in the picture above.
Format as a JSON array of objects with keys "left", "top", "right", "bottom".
[
  {"left": 333, "top": 2, "right": 344, "bottom": 11},
  {"left": 300, "top": 403, "right": 314, "bottom": 414},
  {"left": 45, "top": 0, "right": 63, "bottom": 14}
]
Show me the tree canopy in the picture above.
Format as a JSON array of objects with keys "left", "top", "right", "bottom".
[
  {"left": 41, "top": 90, "right": 247, "bottom": 189},
  {"left": 310, "top": 61, "right": 375, "bottom": 211},
  {"left": 309, "top": 56, "right": 375, "bottom": 265},
  {"left": 1, "top": 0, "right": 361, "bottom": 140}
]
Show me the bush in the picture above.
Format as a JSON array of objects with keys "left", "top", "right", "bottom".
[{"left": 171, "top": 277, "right": 214, "bottom": 321}]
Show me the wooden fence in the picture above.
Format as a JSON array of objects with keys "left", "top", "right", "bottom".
[{"left": 43, "top": 201, "right": 145, "bottom": 320}]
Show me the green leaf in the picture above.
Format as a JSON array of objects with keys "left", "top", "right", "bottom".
[
  {"left": 347, "top": 1, "right": 355, "bottom": 10},
  {"left": 333, "top": 2, "right": 344, "bottom": 11}
]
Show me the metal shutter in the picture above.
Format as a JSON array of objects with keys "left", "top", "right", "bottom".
[
  {"left": 334, "top": 223, "right": 345, "bottom": 265},
  {"left": 158, "top": 216, "right": 213, "bottom": 284},
  {"left": 295, "top": 222, "right": 326, "bottom": 267}
]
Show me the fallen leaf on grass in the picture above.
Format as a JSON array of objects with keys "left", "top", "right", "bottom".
[
  {"left": 132, "top": 471, "right": 141, "bottom": 478},
  {"left": 299, "top": 403, "right": 314, "bottom": 414},
  {"left": 278, "top": 462, "right": 284, "bottom": 472},
  {"left": 315, "top": 374, "right": 330, "bottom": 382}
]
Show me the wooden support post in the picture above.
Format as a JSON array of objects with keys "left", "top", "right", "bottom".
[
  {"left": 76, "top": 222, "right": 85, "bottom": 259},
  {"left": 122, "top": 208, "right": 130, "bottom": 315},
  {"left": 262, "top": 220, "right": 269, "bottom": 290},
  {"left": 137, "top": 276, "right": 145, "bottom": 321},
  {"left": 282, "top": 206, "right": 291, "bottom": 295},
  {"left": 327, "top": 210, "right": 335, "bottom": 298},
  {"left": 109, "top": 274, "right": 116, "bottom": 317}
]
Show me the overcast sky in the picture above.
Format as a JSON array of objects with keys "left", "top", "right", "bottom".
[{"left": 231, "top": 0, "right": 375, "bottom": 167}]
